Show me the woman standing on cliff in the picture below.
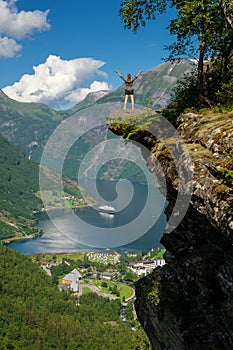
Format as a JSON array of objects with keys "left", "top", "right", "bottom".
[{"left": 115, "top": 70, "right": 142, "bottom": 110}]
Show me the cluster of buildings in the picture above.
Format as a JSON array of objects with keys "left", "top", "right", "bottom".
[
  {"left": 128, "top": 259, "right": 165, "bottom": 277},
  {"left": 86, "top": 251, "right": 121, "bottom": 265},
  {"left": 52, "top": 251, "right": 166, "bottom": 294},
  {"left": 61, "top": 195, "right": 87, "bottom": 206},
  {"left": 58, "top": 259, "right": 166, "bottom": 294},
  {"left": 58, "top": 268, "right": 116, "bottom": 296}
]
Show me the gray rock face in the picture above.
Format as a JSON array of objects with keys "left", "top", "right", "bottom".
[{"left": 108, "top": 110, "right": 233, "bottom": 349}]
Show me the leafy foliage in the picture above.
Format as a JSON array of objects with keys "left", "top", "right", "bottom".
[
  {"left": 0, "top": 135, "right": 43, "bottom": 240},
  {"left": 119, "top": 0, "right": 166, "bottom": 33},
  {"left": 119, "top": 0, "right": 233, "bottom": 113},
  {"left": 0, "top": 245, "right": 151, "bottom": 349},
  {"left": 162, "top": 58, "right": 233, "bottom": 121}
]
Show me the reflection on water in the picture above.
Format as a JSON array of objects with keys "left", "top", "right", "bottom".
[{"left": 8, "top": 180, "right": 167, "bottom": 254}]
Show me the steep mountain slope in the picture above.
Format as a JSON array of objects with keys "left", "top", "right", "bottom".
[
  {"left": 0, "top": 134, "right": 83, "bottom": 242},
  {"left": 0, "top": 244, "right": 149, "bottom": 349},
  {"left": 0, "top": 60, "right": 195, "bottom": 166},
  {"left": 61, "top": 90, "right": 111, "bottom": 117},
  {"left": 0, "top": 134, "right": 42, "bottom": 241},
  {"left": 0, "top": 90, "right": 62, "bottom": 162},
  {"left": 97, "top": 59, "right": 196, "bottom": 109},
  {"left": 108, "top": 110, "right": 233, "bottom": 349}
]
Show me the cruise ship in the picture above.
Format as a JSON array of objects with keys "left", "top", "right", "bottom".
[{"left": 98, "top": 205, "right": 116, "bottom": 215}]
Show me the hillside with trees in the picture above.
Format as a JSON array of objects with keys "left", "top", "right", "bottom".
[
  {"left": 0, "top": 134, "right": 42, "bottom": 241},
  {"left": 0, "top": 134, "right": 84, "bottom": 242},
  {"left": 0, "top": 245, "right": 150, "bottom": 349},
  {"left": 0, "top": 2, "right": 233, "bottom": 349}
]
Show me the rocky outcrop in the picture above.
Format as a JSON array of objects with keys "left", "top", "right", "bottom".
[{"left": 108, "top": 110, "right": 233, "bottom": 349}]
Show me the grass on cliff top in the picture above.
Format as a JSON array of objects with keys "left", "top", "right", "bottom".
[
  {"left": 109, "top": 108, "right": 233, "bottom": 137},
  {"left": 109, "top": 109, "right": 157, "bottom": 123},
  {"left": 108, "top": 110, "right": 160, "bottom": 140},
  {"left": 109, "top": 109, "right": 233, "bottom": 188}
]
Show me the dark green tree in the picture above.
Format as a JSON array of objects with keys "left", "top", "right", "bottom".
[{"left": 119, "top": 0, "right": 233, "bottom": 107}]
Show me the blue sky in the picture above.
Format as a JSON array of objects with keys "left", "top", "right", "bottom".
[{"left": 0, "top": 0, "right": 174, "bottom": 109}]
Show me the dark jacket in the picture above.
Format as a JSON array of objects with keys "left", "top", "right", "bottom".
[{"left": 116, "top": 70, "right": 142, "bottom": 93}]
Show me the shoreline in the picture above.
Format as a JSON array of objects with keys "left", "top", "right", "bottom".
[
  {"left": 37, "top": 202, "right": 92, "bottom": 213},
  {"left": 2, "top": 230, "right": 43, "bottom": 245},
  {"left": 29, "top": 249, "right": 116, "bottom": 257},
  {"left": 3, "top": 203, "right": 92, "bottom": 246}
]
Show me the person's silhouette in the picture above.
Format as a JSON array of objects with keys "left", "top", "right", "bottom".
[{"left": 115, "top": 70, "right": 142, "bottom": 109}]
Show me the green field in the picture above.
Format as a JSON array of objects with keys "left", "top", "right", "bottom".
[
  {"left": 82, "top": 287, "right": 91, "bottom": 295},
  {"left": 33, "top": 252, "right": 86, "bottom": 263},
  {"left": 92, "top": 279, "right": 134, "bottom": 301}
]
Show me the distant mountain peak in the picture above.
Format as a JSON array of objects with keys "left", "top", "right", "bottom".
[
  {"left": 0, "top": 60, "right": 195, "bottom": 163},
  {"left": 96, "top": 59, "right": 196, "bottom": 109},
  {"left": 88, "top": 90, "right": 111, "bottom": 99}
]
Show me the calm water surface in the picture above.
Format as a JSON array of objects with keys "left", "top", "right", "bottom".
[{"left": 8, "top": 180, "right": 167, "bottom": 254}]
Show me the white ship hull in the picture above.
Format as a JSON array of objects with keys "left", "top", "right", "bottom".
[{"left": 98, "top": 206, "right": 115, "bottom": 215}]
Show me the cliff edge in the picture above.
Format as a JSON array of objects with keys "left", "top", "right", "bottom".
[{"left": 108, "top": 109, "right": 233, "bottom": 349}]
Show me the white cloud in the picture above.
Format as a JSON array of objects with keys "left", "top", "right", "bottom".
[
  {"left": 0, "top": 0, "right": 50, "bottom": 57},
  {"left": 0, "top": 36, "right": 21, "bottom": 57},
  {"left": 66, "top": 81, "right": 111, "bottom": 103},
  {"left": 3, "top": 55, "right": 111, "bottom": 109}
]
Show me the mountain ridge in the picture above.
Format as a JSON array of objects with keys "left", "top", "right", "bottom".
[
  {"left": 0, "top": 89, "right": 63, "bottom": 162},
  {"left": 96, "top": 59, "right": 196, "bottom": 109},
  {"left": 0, "top": 59, "right": 195, "bottom": 166}
]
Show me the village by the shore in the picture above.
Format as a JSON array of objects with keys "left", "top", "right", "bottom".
[{"left": 35, "top": 248, "right": 165, "bottom": 300}]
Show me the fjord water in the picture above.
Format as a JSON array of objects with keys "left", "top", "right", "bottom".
[{"left": 8, "top": 179, "right": 167, "bottom": 254}]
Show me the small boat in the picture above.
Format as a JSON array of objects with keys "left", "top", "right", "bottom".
[{"left": 98, "top": 205, "right": 116, "bottom": 215}]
